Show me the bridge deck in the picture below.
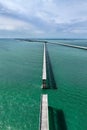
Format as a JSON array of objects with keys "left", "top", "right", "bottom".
[
  {"left": 42, "top": 43, "right": 47, "bottom": 88},
  {"left": 40, "top": 95, "right": 49, "bottom": 130},
  {"left": 42, "top": 43, "right": 47, "bottom": 80}
]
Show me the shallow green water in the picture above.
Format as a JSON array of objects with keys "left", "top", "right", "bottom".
[
  {"left": 0, "top": 39, "right": 87, "bottom": 130},
  {"left": 45, "top": 42, "right": 87, "bottom": 130},
  {"left": 0, "top": 39, "right": 43, "bottom": 130}
]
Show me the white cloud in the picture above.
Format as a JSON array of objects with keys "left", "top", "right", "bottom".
[
  {"left": 0, "top": 16, "right": 34, "bottom": 31},
  {"left": 0, "top": 0, "right": 87, "bottom": 37},
  {"left": 0, "top": 0, "right": 25, "bottom": 13},
  {"left": 1, "top": 0, "right": 87, "bottom": 24},
  {"left": 70, "top": 28, "right": 87, "bottom": 34}
]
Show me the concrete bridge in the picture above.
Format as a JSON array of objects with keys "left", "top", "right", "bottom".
[{"left": 39, "top": 95, "right": 49, "bottom": 130}]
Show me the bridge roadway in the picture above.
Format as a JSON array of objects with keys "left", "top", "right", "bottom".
[
  {"left": 48, "top": 42, "right": 87, "bottom": 50},
  {"left": 39, "top": 95, "right": 49, "bottom": 130},
  {"left": 42, "top": 43, "right": 47, "bottom": 88}
]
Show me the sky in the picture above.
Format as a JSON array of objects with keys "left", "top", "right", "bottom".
[{"left": 0, "top": 0, "right": 87, "bottom": 38}]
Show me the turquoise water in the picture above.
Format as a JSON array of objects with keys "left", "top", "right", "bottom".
[
  {"left": 46, "top": 42, "right": 87, "bottom": 130},
  {"left": 0, "top": 39, "right": 87, "bottom": 130},
  {"left": 0, "top": 39, "right": 43, "bottom": 130}
]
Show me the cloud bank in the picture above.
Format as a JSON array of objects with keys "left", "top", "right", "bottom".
[{"left": 0, "top": 0, "right": 87, "bottom": 38}]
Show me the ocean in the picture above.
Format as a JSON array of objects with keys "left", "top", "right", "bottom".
[{"left": 0, "top": 39, "right": 87, "bottom": 130}]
